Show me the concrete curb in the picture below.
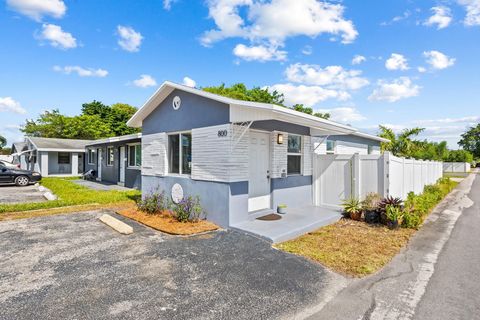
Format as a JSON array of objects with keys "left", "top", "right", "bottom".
[
  {"left": 37, "top": 185, "right": 58, "bottom": 201},
  {"left": 99, "top": 214, "right": 133, "bottom": 235}
]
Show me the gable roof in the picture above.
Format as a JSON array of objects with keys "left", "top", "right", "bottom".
[
  {"left": 27, "top": 137, "right": 94, "bottom": 152},
  {"left": 11, "top": 142, "right": 26, "bottom": 153},
  {"left": 127, "top": 81, "right": 389, "bottom": 143}
]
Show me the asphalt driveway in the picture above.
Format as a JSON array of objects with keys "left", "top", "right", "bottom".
[
  {"left": 0, "top": 211, "right": 345, "bottom": 320},
  {"left": 0, "top": 185, "right": 46, "bottom": 204}
]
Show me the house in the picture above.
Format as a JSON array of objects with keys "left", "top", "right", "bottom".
[
  {"left": 126, "top": 81, "right": 388, "bottom": 228},
  {"left": 84, "top": 133, "right": 142, "bottom": 189},
  {"left": 11, "top": 137, "right": 93, "bottom": 176}
]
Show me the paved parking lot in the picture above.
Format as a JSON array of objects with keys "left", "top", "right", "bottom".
[
  {"left": 0, "top": 185, "right": 46, "bottom": 204},
  {"left": 0, "top": 210, "right": 345, "bottom": 320}
]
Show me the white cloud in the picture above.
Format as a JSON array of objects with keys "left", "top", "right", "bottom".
[
  {"left": 418, "top": 66, "right": 427, "bottom": 73},
  {"left": 267, "top": 83, "right": 349, "bottom": 106},
  {"left": 458, "top": 0, "right": 480, "bottom": 26},
  {"left": 368, "top": 77, "right": 420, "bottom": 103},
  {"left": 6, "top": 0, "right": 66, "bottom": 21},
  {"left": 316, "top": 107, "right": 366, "bottom": 123},
  {"left": 117, "top": 25, "right": 143, "bottom": 52},
  {"left": 385, "top": 53, "right": 409, "bottom": 71},
  {"left": 133, "top": 74, "right": 157, "bottom": 88},
  {"left": 233, "top": 43, "right": 287, "bottom": 61},
  {"left": 182, "top": 77, "right": 196, "bottom": 87},
  {"left": 423, "top": 50, "right": 455, "bottom": 69},
  {"left": 302, "top": 45, "right": 313, "bottom": 55},
  {"left": 285, "top": 63, "right": 369, "bottom": 90},
  {"left": 201, "top": 0, "right": 358, "bottom": 47},
  {"left": 415, "top": 116, "right": 480, "bottom": 125},
  {"left": 0, "top": 97, "right": 27, "bottom": 114},
  {"left": 37, "top": 23, "right": 77, "bottom": 49},
  {"left": 381, "top": 10, "right": 411, "bottom": 26},
  {"left": 53, "top": 65, "right": 108, "bottom": 77},
  {"left": 424, "top": 6, "right": 453, "bottom": 29},
  {"left": 163, "top": 0, "right": 177, "bottom": 10},
  {"left": 351, "top": 55, "right": 366, "bottom": 65}
]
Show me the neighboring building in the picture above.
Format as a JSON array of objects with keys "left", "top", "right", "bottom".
[
  {"left": 126, "top": 81, "right": 388, "bottom": 227},
  {"left": 12, "top": 137, "right": 93, "bottom": 177},
  {"left": 84, "top": 133, "right": 142, "bottom": 189}
]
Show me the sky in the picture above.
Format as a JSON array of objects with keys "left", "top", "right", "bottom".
[{"left": 1, "top": 0, "right": 479, "bottom": 148}]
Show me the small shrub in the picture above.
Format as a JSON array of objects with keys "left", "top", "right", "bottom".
[
  {"left": 385, "top": 205, "right": 403, "bottom": 229},
  {"left": 341, "top": 198, "right": 362, "bottom": 220},
  {"left": 137, "top": 191, "right": 168, "bottom": 214},
  {"left": 362, "top": 193, "right": 382, "bottom": 224},
  {"left": 402, "top": 210, "right": 422, "bottom": 229},
  {"left": 378, "top": 196, "right": 403, "bottom": 224},
  {"left": 172, "top": 196, "right": 205, "bottom": 222}
]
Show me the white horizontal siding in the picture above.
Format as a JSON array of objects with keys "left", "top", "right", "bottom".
[
  {"left": 302, "top": 135, "right": 313, "bottom": 176},
  {"left": 142, "top": 132, "right": 167, "bottom": 176},
  {"left": 271, "top": 131, "right": 287, "bottom": 178},
  {"left": 335, "top": 140, "right": 368, "bottom": 155}
]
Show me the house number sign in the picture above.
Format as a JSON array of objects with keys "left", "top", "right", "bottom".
[
  {"left": 171, "top": 183, "right": 184, "bottom": 204},
  {"left": 217, "top": 130, "right": 228, "bottom": 137}
]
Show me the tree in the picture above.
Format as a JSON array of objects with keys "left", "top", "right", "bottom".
[
  {"left": 379, "top": 126, "right": 425, "bottom": 157},
  {"left": 445, "top": 150, "right": 474, "bottom": 163},
  {"left": 0, "top": 134, "right": 6, "bottom": 150},
  {"left": 203, "top": 83, "right": 330, "bottom": 119},
  {"left": 459, "top": 123, "right": 480, "bottom": 158},
  {"left": 108, "top": 103, "right": 139, "bottom": 136}
]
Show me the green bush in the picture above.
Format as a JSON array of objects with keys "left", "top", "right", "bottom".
[
  {"left": 171, "top": 196, "right": 205, "bottom": 222},
  {"left": 401, "top": 177, "right": 457, "bottom": 229},
  {"left": 137, "top": 191, "right": 169, "bottom": 214}
]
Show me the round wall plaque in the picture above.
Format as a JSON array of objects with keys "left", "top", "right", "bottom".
[
  {"left": 172, "top": 96, "right": 181, "bottom": 110},
  {"left": 171, "top": 183, "right": 184, "bottom": 204}
]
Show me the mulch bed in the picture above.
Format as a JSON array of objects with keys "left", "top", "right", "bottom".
[{"left": 116, "top": 207, "right": 219, "bottom": 235}]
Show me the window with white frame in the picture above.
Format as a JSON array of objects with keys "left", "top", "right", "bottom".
[
  {"left": 168, "top": 133, "right": 192, "bottom": 174},
  {"left": 128, "top": 144, "right": 141, "bottom": 168},
  {"left": 287, "top": 134, "right": 302, "bottom": 175},
  {"left": 88, "top": 149, "right": 95, "bottom": 164},
  {"left": 326, "top": 140, "right": 335, "bottom": 154},
  {"left": 107, "top": 147, "right": 114, "bottom": 166}
]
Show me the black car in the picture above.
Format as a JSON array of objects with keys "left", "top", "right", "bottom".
[{"left": 0, "top": 163, "right": 42, "bottom": 186}]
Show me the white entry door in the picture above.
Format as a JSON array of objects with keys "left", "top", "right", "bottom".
[
  {"left": 119, "top": 146, "right": 125, "bottom": 185},
  {"left": 97, "top": 148, "right": 102, "bottom": 181},
  {"left": 248, "top": 131, "right": 271, "bottom": 212}
]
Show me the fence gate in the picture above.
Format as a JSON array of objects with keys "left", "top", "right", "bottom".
[{"left": 313, "top": 154, "right": 354, "bottom": 208}]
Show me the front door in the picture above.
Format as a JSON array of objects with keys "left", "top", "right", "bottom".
[
  {"left": 97, "top": 148, "right": 102, "bottom": 181},
  {"left": 248, "top": 131, "right": 271, "bottom": 212},
  {"left": 119, "top": 146, "right": 125, "bottom": 185}
]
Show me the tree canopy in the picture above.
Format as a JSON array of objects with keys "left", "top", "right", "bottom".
[
  {"left": 22, "top": 101, "right": 139, "bottom": 140},
  {"left": 459, "top": 123, "right": 480, "bottom": 159},
  {"left": 202, "top": 83, "right": 330, "bottom": 120},
  {"left": 0, "top": 134, "right": 6, "bottom": 150},
  {"left": 379, "top": 125, "right": 475, "bottom": 163}
]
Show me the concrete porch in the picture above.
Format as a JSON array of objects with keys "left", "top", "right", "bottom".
[
  {"left": 231, "top": 205, "right": 342, "bottom": 243},
  {"left": 72, "top": 179, "right": 133, "bottom": 191}
]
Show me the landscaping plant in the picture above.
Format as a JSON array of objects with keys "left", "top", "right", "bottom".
[
  {"left": 361, "top": 192, "right": 382, "bottom": 224},
  {"left": 342, "top": 198, "right": 363, "bottom": 221},
  {"left": 137, "top": 191, "right": 169, "bottom": 214},
  {"left": 385, "top": 205, "right": 403, "bottom": 229},
  {"left": 172, "top": 196, "right": 205, "bottom": 222},
  {"left": 378, "top": 196, "right": 403, "bottom": 224}
]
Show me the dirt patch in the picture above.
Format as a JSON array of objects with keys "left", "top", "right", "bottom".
[
  {"left": 116, "top": 207, "right": 219, "bottom": 235},
  {"left": 276, "top": 219, "right": 415, "bottom": 277}
]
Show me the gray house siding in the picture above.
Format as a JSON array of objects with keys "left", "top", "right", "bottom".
[
  {"left": 251, "top": 120, "right": 310, "bottom": 136},
  {"left": 329, "top": 135, "right": 381, "bottom": 148},
  {"left": 85, "top": 138, "right": 141, "bottom": 189},
  {"left": 142, "top": 89, "right": 230, "bottom": 135}
]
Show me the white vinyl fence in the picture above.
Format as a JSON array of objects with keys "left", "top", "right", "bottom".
[
  {"left": 313, "top": 152, "right": 443, "bottom": 208},
  {"left": 443, "top": 162, "right": 471, "bottom": 173}
]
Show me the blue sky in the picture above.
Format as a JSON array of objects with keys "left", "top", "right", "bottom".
[{"left": 1, "top": 0, "right": 479, "bottom": 148}]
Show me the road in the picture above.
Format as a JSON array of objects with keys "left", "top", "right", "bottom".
[{"left": 308, "top": 171, "right": 479, "bottom": 320}]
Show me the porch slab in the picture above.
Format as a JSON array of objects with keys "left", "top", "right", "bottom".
[
  {"left": 72, "top": 179, "right": 133, "bottom": 191},
  {"left": 231, "top": 206, "right": 342, "bottom": 244}
]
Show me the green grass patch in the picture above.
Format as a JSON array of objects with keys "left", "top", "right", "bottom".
[{"left": 0, "top": 178, "right": 141, "bottom": 214}]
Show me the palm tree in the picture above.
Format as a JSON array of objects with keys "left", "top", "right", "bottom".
[{"left": 379, "top": 126, "right": 424, "bottom": 157}]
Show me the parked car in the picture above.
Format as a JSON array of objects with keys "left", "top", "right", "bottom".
[
  {"left": 0, "top": 163, "right": 42, "bottom": 186},
  {"left": 0, "top": 160, "right": 20, "bottom": 169}
]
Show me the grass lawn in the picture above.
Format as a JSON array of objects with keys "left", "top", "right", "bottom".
[
  {"left": 0, "top": 178, "right": 141, "bottom": 217},
  {"left": 276, "top": 220, "right": 415, "bottom": 277}
]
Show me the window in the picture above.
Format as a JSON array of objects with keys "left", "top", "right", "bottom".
[
  {"left": 58, "top": 152, "right": 70, "bottom": 164},
  {"left": 107, "top": 147, "right": 114, "bottom": 166},
  {"left": 287, "top": 135, "right": 302, "bottom": 175},
  {"left": 88, "top": 149, "right": 95, "bottom": 164},
  {"left": 326, "top": 140, "right": 335, "bottom": 154},
  {"left": 128, "top": 144, "right": 141, "bottom": 168},
  {"left": 168, "top": 133, "right": 192, "bottom": 175}
]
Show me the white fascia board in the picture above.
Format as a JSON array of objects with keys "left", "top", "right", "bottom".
[
  {"left": 36, "top": 148, "right": 87, "bottom": 152},
  {"left": 86, "top": 133, "right": 142, "bottom": 146}
]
